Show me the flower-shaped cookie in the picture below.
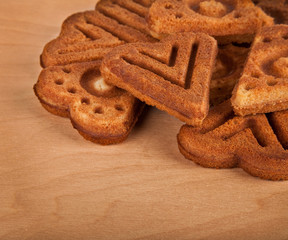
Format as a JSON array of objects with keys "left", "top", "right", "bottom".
[{"left": 34, "top": 0, "right": 156, "bottom": 144}]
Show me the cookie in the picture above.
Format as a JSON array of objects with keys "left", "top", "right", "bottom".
[
  {"left": 210, "top": 44, "right": 250, "bottom": 106},
  {"left": 147, "top": 0, "right": 273, "bottom": 44},
  {"left": 177, "top": 100, "right": 288, "bottom": 180},
  {"left": 35, "top": 61, "right": 144, "bottom": 145},
  {"left": 254, "top": 0, "right": 288, "bottom": 24},
  {"left": 35, "top": 0, "right": 156, "bottom": 145},
  {"left": 101, "top": 32, "right": 218, "bottom": 126},
  {"left": 231, "top": 25, "right": 288, "bottom": 116},
  {"left": 41, "top": 9, "right": 156, "bottom": 67}
]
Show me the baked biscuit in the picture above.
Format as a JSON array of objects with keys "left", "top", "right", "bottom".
[
  {"left": 178, "top": 100, "right": 288, "bottom": 180},
  {"left": 35, "top": 0, "right": 156, "bottom": 145},
  {"left": 210, "top": 44, "right": 250, "bottom": 106},
  {"left": 147, "top": 0, "right": 274, "bottom": 43},
  {"left": 101, "top": 32, "right": 218, "bottom": 126},
  {"left": 41, "top": 9, "right": 156, "bottom": 67},
  {"left": 35, "top": 61, "right": 144, "bottom": 145},
  {"left": 254, "top": 0, "right": 288, "bottom": 24},
  {"left": 231, "top": 25, "right": 288, "bottom": 116}
]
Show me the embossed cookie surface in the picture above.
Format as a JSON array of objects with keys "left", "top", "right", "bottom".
[
  {"left": 231, "top": 25, "right": 288, "bottom": 116},
  {"left": 147, "top": 0, "right": 273, "bottom": 43},
  {"left": 35, "top": 61, "right": 143, "bottom": 145},
  {"left": 34, "top": 0, "right": 156, "bottom": 145},
  {"left": 210, "top": 44, "right": 250, "bottom": 106},
  {"left": 41, "top": 4, "right": 156, "bottom": 67},
  {"left": 178, "top": 100, "right": 288, "bottom": 180},
  {"left": 101, "top": 32, "right": 218, "bottom": 126}
]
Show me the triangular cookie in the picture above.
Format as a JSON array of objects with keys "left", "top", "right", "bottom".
[
  {"left": 101, "top": 32, "right": 218, "bottom": 126},
  {"left": 231, "top": 25, "right": 288, "bottom": 116}
]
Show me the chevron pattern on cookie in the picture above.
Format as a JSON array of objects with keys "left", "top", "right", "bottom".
[
  {"left": 147, "top": 0, "right": 273, "bottom": 43},
  {"left": 35, "top": 0, "right": 156, "bottom": 145},
  {"left": 34, "top": 61, "right": 144, "bottom": 145},
  {"left": 101, "top": 32, "right": 218, "bottom": 126},
  {"left": 41, "top": 3, "right": 156, "bottom": 68},
  {"left": 254, "top": 0, "right": 288, "bottom": 24},
  {"left": 231, "top": 25, "right": 288, "bottom": 116},
  {"left": 177, "top": 100, "right": 288, "bottom": 180},
  {"left": 210, "top": 44, "right": 250, "bottom": 106}
]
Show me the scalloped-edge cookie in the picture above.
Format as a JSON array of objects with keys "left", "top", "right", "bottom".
[
  {"left": 34, "top": 0, "right": 156, "bottom": 145},
  {"left": 34, "top": 61, "right": 144, "bottom": 145}
]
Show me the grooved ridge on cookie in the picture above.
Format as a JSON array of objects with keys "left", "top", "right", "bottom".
[
  {"left": 231, "top": 25, "right": 288, "bottom": 116},
  {"left": 101, "top": 32, "right": 217, "bottom": 126},
  {"left": 147, "top": 0, "right": 274, "bottom": 43},
  {"left": 178, "top": 100, "right": 288, "bottom": 180}
]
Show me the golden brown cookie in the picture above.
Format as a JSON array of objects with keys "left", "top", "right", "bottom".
[
  {"left": 34, "top": 0, "right": 156, "bottom": 145},
  {"left": 231, "top": 25, "right": 288, "bottom": 116},
  {"left": 254, "top": 0, "right": 288, "bottom": 24},
  {"left": 35, "top": 61, "right": 144, "bottom": 145},
  {"left": 101, "top": 32, "right": 218, "bottom": 126},
  {"left": 147, "top": 0, "right": 273, "bottom": 44},
  {"left": 178, "top": 100, "right": 288, "bottom": 180},
  {"left": 41, "top": 8, "right": 156, "bottom": 67},
  {"left": 210, "top": 44, "right": 250, "bottom": 106}
]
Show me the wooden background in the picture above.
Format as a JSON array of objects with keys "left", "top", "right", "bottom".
[{"left": 1, "top": 0, "right": 288, "bottom": 239}]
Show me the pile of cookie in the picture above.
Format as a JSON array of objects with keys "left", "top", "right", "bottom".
[{"left": 34, "top": 0, "right": 288, "bottom": 180}]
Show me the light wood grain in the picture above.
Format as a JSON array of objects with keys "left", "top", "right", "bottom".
[{"left": 1, "top": 1, "right": 288, "bottom": 239}]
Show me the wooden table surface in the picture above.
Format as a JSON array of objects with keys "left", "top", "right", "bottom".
[{"left": 1, "top": 1, "right": 288, "bottom": 239}]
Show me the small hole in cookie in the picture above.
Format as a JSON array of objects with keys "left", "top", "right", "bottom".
[
  {"left": 267, "top": 79, "right": 278, "bottom": 86},
  {"left": 175, "top": 13, "right": 183, "bottom": 19},
  {"left": 234, "top": 13, "right": 242, "bottom": 18},
  {"left": 283, "top": 34, "right": 288, "bottom": 40},
  {"left": 67, "top": 87, "right": 76, "bottom": 94},
  {"left": 81, "top": 98, "right": 90, "bottom": 105},
  {"left": 263, "top": 37, "right": 272, "bottom": 43},
  {"left": 94, "top": 107, "right": 103, "bottom": 114},
  {"left": 55, "top": 79, "right": 64, "bottom": 85},
  {"left": 251, "top": 73, "right": 260, "bottom": 78},
  {"left": 165, "top": 4, "right": 173, "bottom": 9},
  {"left": 62, "top": 67, "right": 71, "bottom": 74},
  {"left": 245, "top": 84, "right": 256, "bottom": 91},
  {"left": 115, "top": 105, "right": 124, "bottom": 112}
]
